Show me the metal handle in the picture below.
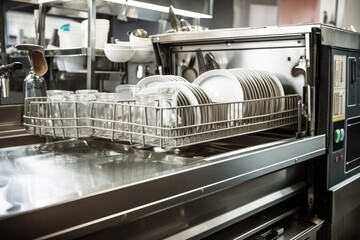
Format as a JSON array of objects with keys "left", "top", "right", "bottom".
[
  {"left": 350, "top": 58, "right": 357, "bottom": 83},
  {"left": 15, "top": 44, "right": 44, "bottom": 52},
  {"left": 0, "top": 62, "right": 23, "bottom": 74},
  {"left": 253, "top": 227, "right": 284, "bottom": 240}
]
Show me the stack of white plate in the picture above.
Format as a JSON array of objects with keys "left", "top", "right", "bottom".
[{"left": 193, "top": 68, "right": 284, "bottom": 118}]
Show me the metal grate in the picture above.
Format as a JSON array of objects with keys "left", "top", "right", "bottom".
[{"left": 23, "top": 95, "right": 301, "bottom": 148}]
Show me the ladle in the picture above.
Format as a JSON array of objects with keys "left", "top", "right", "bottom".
[
  {"left": 169, "top": 5, "right": 181, "bottom": 32},
  {"left": 31, "top": 49, "right": 48, "bottom": 76},
  {"left": 117, "top": 0, "right": 128, "bottom": 22}
]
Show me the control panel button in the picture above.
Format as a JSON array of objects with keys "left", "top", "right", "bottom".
[
  {"left": 340, "top": 128, "right": 345, "bottom": 142},
  {"left": 334, "top": 129, "right": 341, "bottom": 143}
]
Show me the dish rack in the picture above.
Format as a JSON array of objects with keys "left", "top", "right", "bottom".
[{"left": 23, "top": 95, "right": 301, "bottom": 148}]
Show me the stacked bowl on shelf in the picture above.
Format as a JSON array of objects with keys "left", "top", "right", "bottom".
[
  {"left": 128, "top": 32, "right": 155, "bottom": 63},
  {"left": 104, "top": 42, "right": 135, "bottom": 63},
  {"left": 104, "top": 30, "right": 155, "bottom": 63}
]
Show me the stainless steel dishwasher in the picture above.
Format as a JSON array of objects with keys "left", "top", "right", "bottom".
[{"left": 3, "top": 23, "right": 359, "bottom": 239}]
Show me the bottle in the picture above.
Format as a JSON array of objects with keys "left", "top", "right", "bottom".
[{"left": 23, "top": 69, "right": 47, "bottom": 98}]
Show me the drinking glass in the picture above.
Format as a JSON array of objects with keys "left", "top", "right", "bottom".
[
  {"left": 46, "top": 90, "right": 73, "bottom": 137},
  {"left": 92, "top": 92, "right": 118, "bottom": 138},
  {"left": 63, "top": 93, "right": 96, "bottom": 138},
  {"left": 157, "top": 87, "right": 179, "bottom": 128},
  {"left": 133, "top": 93, "right": 159, "bottom": 143}
]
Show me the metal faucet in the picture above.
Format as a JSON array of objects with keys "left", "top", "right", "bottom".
[{"left": 0, "top": 62, "right": 23, "bottom": 98}]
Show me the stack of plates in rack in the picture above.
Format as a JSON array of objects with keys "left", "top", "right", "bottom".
[
  {"left": 135, "top": 75, "right": 213, "bottom": 132},
  {"left": 193, "top": 68, "right": 285, "bottom": 119}
]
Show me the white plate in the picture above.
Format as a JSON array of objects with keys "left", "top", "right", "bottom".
[
  {"left": 265, "top": 71, "right": 284, "bottom": 96},
  {"left": 243, "top": 69, "right": 269, "bottom": 115},
  {"left": 194, "top": 70, "right": 244, "bottom": 102},
  {"left": 187, "top": 84, "right": 211, "bottom": 125},
  {"left": 257, "top": 71, "right": 275, "bottom": 114},
  {"left": 259, "top": 71, "right": 285, "bottom": 112},
  {"left": 167, "top": 75, "right": 189, "bottom": 82},
  {"left": 193, "top": 69, "right": 244, "bottom": 120},
  {"left": 235, "top": 69, "right": 260, "bottom": 116},
  {"left": 229, "top": 69, "right": 253, "bottom": 117},
  {"left": 137, "top": 75, "right": 188, "bottom": 88},
  {"left": 137, "top": 75, "right": 173, "bottom": 88}
]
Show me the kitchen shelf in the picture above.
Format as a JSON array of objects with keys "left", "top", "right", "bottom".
[
  {"left": 45, "top": 48, "right": 108, "bottom": 57},
  {"left": 45, "top": 47, "right": 87, "bottom": 57}
]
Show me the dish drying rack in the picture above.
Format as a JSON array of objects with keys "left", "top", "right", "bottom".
[{"left": 23, "top": 95, "right": 302, "bottom": 148}]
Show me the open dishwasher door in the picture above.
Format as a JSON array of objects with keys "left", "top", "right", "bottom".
[{"left": 0, "top": 135, "right": 325, "bottom": 240}]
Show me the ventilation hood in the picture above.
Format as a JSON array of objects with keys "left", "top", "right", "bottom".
[{"left": 34, "top": 0, "right": 213, "bottom": 21}]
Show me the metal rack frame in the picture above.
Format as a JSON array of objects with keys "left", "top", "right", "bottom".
[{"left": 23, "top": 94, "right": 301, "bottom": 148}]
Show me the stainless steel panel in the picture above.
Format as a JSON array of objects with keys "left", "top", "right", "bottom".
[
  {"left": 329, "top": 172, "right": 360, "bottom": 222},
  {"left": 175, "top": 47, "right": 306, "bottom": 96},
  {"left": 0, "top": 135, "right": 325, "bottom": 239},
  {"left": 153, "top": 24, "right": 360, "bottom": 51},
  {"left": 244, "top": 214, "right": 323, "bottom": 240},
  {"left": 152, "top": 24, "right": 320, "bottom": 44},
  {"left": 0, "top": 105, "right": 23, "bottom": 129},
  {"left": 318, "top": 205, "right": 360, "bottom": 240},
  {"left": 0, "top": 104, "right": 44, "bottom": 148},
  {"left": 165, "top": 183, "right": 306, "bottom": 240},
  {"left": 77, "top": 165, "right": 308, "bottom": 240},
  {"left": 321, "top": 25, "right": 360, "bottom": 50}
]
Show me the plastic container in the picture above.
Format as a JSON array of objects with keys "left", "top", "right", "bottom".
[
  {"left": 63, "top": 56, "right": 86, "bottom": 73},
  {"left": 81, "top": 19, "right": 110, "bottom": 49},
  {"left": 58, "top": 22, "right": 85, "bottom": 72}
]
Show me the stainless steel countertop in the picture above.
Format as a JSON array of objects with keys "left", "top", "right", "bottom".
[{"left": 0, "top": 139, "right": 204, "bottom": 219}]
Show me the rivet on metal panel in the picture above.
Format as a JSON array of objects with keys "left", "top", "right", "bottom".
[{"left": 226, "top": 42, "right": 232, "bottom": 47}]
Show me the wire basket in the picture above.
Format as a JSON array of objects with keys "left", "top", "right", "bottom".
[{"left": 23, "top": 95, "right": 301, "bottom": 148}]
